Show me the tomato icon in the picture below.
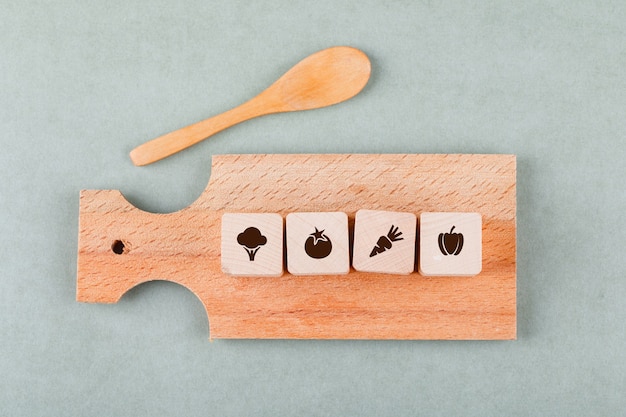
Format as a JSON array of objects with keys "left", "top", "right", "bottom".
[{"left": 304, "top": 227, "right": 333, "bottom": 259}]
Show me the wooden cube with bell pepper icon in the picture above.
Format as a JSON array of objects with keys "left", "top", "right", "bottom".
[{"left": 418, "top": 212, "right": 482, "bottom": 276}]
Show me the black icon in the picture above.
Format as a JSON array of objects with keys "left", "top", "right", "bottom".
[
  {"left": 438, "top": 226, "right": 463, "bottom": 256},
  {"left": 370, "top": 225, "right": 404, "bottom": 257},
  {"left": 304, "top": 227, "right": 333, "bottom": 259},
  {"left": 237, "top": 227, "right": 267, "bottom": 261}
]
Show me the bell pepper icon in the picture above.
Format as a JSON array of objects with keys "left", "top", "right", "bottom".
[{"left": 438, "top": 226, "right": 463, "bottom": 256}]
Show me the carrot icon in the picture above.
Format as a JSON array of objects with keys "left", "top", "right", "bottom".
[{"left": 369, "top": 225, "right": 404, "bottom": 257}]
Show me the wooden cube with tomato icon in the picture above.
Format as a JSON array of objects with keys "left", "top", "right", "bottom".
[
  {"left": 286, "top": 212, "right": 350, "bottom": 276},
  {"left": 418, "top": 212, "right": 482, "bottom": 276}
]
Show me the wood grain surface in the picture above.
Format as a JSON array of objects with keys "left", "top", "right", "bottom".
[{"left": 77, "top": 154, "right": 516, "bottom": 339}]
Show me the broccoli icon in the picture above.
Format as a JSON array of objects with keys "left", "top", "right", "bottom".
[{"left": 237, "top": 227, "right": 267, "bottom": 261}]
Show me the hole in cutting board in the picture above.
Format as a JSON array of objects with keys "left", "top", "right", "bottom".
[{"left": 111, "top": 240, "right": 126, "bottom": 254}]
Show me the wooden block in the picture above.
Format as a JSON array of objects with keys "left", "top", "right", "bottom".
[
  {"left": 353, "top": 209, "right": 416, "bottom": 274},
  {"left": 221, "top": 213, "right": 283, "bottom": 276},
  {"left": 77, "top": 154, "right": 516, "bottom": 340},
  {"left": 418, "top": 212, "right": 482, "bottom": 276},
  {"left": 286, "top": 212, "right": 349, "bottom": 276}
]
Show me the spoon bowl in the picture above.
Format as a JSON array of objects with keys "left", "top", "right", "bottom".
[{"left": 130, "top": 46, "right": 371, "bottom": 166}]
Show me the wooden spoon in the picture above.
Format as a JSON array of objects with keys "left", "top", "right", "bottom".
[{"left": 130, "top": 46, "right": 371, "bottom": 166}]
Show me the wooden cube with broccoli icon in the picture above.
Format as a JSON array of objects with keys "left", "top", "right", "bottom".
[{"left": 221, "top": 213, "right": 283, "bottom": 277}]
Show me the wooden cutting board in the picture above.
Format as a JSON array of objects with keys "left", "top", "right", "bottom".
[{"left": 77, "top": 154, "right": 516, "bottom": 340}]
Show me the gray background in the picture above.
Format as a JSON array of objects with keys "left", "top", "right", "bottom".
[{"left": 2, "top": 1, "right": 625, "bottom": 415}]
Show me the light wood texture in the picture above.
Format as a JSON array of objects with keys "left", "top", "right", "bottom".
[
  {"left": 285, "top": 212, "right": 350, "bottom": 276},
  {"left": 221, "top": 213, "right": 283, "bottom": 277},
  {"left": 353, "top": 209, "right": 416, "bottom": 275},
  {"left": 77, "top": 154, "right": 516, "bottom": 340},
  {"left": 129, "top": 47, "right": 371, "bottom": 166},
  {"left": 419, "top": 212, "right": 483, "bottom": 276}
]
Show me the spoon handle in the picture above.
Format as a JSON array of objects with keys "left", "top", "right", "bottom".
[{"left": 129, "top": 97, "right": 273, "bottom": 166}]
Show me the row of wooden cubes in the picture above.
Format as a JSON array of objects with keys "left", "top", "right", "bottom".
[{"left": 221, "top": 210, "right": 482, "bottom": 277}]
